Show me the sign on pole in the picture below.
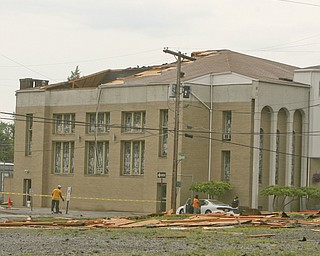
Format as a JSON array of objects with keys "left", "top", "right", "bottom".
[
  {"left": 157, "top": 172, "right": 166, "bottom": 179},
  {"left": 28, "top": 188, "right": 33, "bottom": 211},
  {"left": 66, "top": 186, "right": 72, "bottom": 214}
]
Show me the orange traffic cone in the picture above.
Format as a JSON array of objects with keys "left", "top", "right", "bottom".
[{"left": 7, "top": 196, "right": 12, "bottom": 207}]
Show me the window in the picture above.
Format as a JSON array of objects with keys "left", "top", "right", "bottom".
[
  {"left": 275, "top": 129, "right": 280, "bottom": 185},
  {"left": 222, "top": 151, "right": 230, "bottom": 181},
  {"left": 53, "top": 113, "right": 75, "bottom": 134},
  {"left": 53, "top": 141, "right": 74, "bottom": 174},
  {"left": 222, "top": 111, "right": 232, "bottom": 141},
  {"left": 87, "top": 112, "right": 110, "bottom": 133},
  {"left": 123, "top": 111, "right": 145, "bottom": 132},
  {"left": 87, "top": 141, "right": 109, "bottom": 175},
  {"left": 159, "top": 110, "right": 168, "bottom": 157},
  {"left": 122, "top": 141, "right": 145, "bottom": 175},
  {"left": 259, "top": 128, "right": 264, "bottom": 184},
  {"left": 291, "top": 131, "right": 296, "bottom": 186},
  {"left": 25, "top": 114, "right": 33, "bottom": 156}
]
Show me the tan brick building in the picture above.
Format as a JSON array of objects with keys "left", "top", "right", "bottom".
[{"left": 12, "top": 50, "right": 312, "bottom": 213}]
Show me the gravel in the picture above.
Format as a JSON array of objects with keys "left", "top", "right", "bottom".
[{"left": 0, "top": 225, "right": 319, "bottom": 255}]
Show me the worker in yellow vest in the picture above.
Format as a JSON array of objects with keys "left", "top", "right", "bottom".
[{"left": 51, "top": 185, "right": 65, "bottom": 214}]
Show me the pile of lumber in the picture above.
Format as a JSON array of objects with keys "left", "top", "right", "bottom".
[{"left": 0, "top": 211, "right": 319, "bottom": 229}]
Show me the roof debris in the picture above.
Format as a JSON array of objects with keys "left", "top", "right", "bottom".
[{"left": 0, "top": 210, "right": 319, "bottom": 229}]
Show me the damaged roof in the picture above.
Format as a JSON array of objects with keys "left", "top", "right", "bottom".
[
  {"left": 39, "top": 50, "right": 305, "bottom": 90},
  {"left": 42, "top": 66, "right": 152, "bottom": 90}
]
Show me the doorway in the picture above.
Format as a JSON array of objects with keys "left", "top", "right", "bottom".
[
  {"left": 157, "top": 182, "right": 167, "bottom": 212},
  {"left": 23, "top": 179, "right": 31, "bottom": 206}
]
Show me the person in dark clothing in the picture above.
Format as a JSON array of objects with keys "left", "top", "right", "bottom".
[{"left": 231, "top": 196, "right": 239, "bottom": 213}]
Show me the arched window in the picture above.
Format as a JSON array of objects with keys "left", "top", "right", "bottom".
[
  {"left": 275, "top": 129, "right": 280, "bottom": 184},
  {"left": 259, "top": 128, "right": 264, "bottom": 184},
  {"left": 291, "top": 131, "right": 296, "bottom": 186}
]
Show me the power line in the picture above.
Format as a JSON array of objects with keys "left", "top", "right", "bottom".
[
  {"left": 3, "top": 105, "right": 320, "bottom": 136},
  {"left": 0, "top": 112, "right": 315, "bottom": 160},
  {"left": 0, "top": 53, "right": 56, "bottom": 82},
  {"left": 277, "top": 0, "right": 320, "bottom": 7},
  {"left": 0, "top": 49, "right": 161, "bottom": 68}
]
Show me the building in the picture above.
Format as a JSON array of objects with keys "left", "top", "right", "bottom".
[
  {"left": 294, "top": 66, "right": 320, "bottom": 209},
  {"left": 0, "top": 162, "right": 14, "bottom": 203},
  {"left": 12, "top": 50, "right": 317, "bottom": 213}
]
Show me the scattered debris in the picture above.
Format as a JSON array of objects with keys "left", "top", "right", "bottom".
[
  {"left": 299, "top": 236, "right": 307, "bottom": 242},
  {"left": 152, "top": 235, "right": 187, "bottom": 239},
  {"left": 247, "top": 234, "right": 276, "bottom": 238},
  {"left": 0, "top": 210, "right": 319, "bottom": 229}
]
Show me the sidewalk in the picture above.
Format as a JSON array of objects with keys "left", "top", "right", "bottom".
[{"left": 0, "top": 206, "right": 148, "bottom": 221}]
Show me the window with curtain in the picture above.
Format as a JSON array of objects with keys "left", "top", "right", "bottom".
[
  {"left": 53, "top": 113, "right": 75, "bottom": 134},
  {"left": 123, "top": 111, "right": 145, "bottom": 132},
  {"left": 122, "top": 141, "right": 145, "bottom": 175},
  {"left": 87, "top": 112, "right": 110, "bottom": 133},
  {"left": 222, "top": 151, "right": 231, "bottom": 181},
  {"left": 53, "top": 141, "right": 74, "bottom": 174},
  {"left": 159, "top": 109, "right": 168, "bottom": 157},
  {"left": 87, "top": 141, "right": 109, "bottom": 175},
  {"left": 25, "top": 114, "right": 33, "bottom": 156},
  {"left": 222, "top": 111, "right": 232, "bottom": 141}
]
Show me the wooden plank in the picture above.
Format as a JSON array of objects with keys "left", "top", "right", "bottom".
[
  {"left": 247, "top": 234, "right": 276, "bottom": 238},
  {"left": 120, "top": 219, "right": 161, "bottom": 228}
]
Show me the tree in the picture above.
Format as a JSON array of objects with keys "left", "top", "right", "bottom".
[
  {"left": 190, "top": 181, "right": 232, "bottom": 199},
  {"left": 261, "top": 185, "right": 306, "bottom": 211},
  {"left": 67, "top": 65, "right": 81, "bottom": 81},
  {"left": 0, "top": 121, "right": 14, "bottom": 162},
  {"left": 301, "top": 187, "right": 320, "bottom": 209}
]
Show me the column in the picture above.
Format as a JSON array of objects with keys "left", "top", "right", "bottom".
[
  {"left": 268, "top": 111, "right": 278, "bottom": 210},
  {"left": 251, "top": 108, "right": 261, "bottom": 209},
  {"left": 300, "top": 113, "right": 309, "bottom": 210},
  {"left": 284, "top": 112, "right": 294, "bottom": 212},
  {"left": 285, "top": 113, "right": 294, "bottom": 186}
]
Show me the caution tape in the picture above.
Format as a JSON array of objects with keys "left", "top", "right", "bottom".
[{"left": 0, "top": 191, "right": 160, "bottom": 203}]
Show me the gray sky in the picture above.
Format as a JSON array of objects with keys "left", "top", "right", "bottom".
[{"left": 1, "top": 0, "right": 320, "bottom": 122}]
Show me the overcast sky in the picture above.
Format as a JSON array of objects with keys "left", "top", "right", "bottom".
[{"left": 1, "top": 0, "right": 319, "bottom": 122}]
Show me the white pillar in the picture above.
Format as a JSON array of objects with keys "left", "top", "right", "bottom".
[
  {"left": 268, "top": 111, "right": 278, "bottom": 211},
  {"left": 251, "top": 108, "right": 261, "bottom": 209},
  {"left": 301, "top": 117, "right": 309, "bottom": 188},
  {"left": 300, "top": 113, "right": 309, "bottom": 210},
  {"left": 285, "top": 113, "right": 294, "bottom": 186},
  {"left": 284, "top": 113, "right": 294, "bottom": 212}
]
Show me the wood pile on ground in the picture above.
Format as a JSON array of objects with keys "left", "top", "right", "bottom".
[{"left": 0, "top": 210, "right": 319, "bottom": 229}]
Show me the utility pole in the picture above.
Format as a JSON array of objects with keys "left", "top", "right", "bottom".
[{"left": 163, "top": 48, "right": 195, "bottom": 212}]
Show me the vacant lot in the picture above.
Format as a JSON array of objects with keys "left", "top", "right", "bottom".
[{"left": 0, "top": 224, "right": 319, "bottom": 256}]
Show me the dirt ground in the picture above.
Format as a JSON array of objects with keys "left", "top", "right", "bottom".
[{"left": 0, "top": 225, "right": 319, "bottom": 256}]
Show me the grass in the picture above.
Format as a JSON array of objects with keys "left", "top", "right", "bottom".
[{"left": 10, "top": 225, "right": 319, "bottom": 256}]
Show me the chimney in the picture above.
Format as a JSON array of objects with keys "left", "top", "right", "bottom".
[{"left": 19, "top": 78, "right": 49, "bottom": 90}]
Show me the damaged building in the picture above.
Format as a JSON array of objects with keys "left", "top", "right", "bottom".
[{"left": 11, "top": 50, "right": 320, "bottom": 213}]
